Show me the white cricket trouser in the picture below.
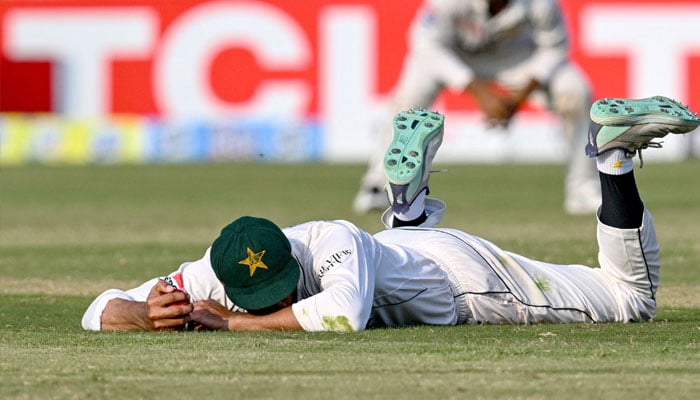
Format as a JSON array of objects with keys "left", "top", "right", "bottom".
[{"left": 390, "top": 209, "right": 658, "bottom": 324}]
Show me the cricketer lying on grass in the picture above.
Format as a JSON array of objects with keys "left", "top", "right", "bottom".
[{"left": 82, "top": 96, "right": 700, "bottom": 332}]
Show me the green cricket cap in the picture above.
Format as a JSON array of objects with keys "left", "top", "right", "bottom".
[{"left": 210, "top": 216, "right": 300, "bottom": 311}]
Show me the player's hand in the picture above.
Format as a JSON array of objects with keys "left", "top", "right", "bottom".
[
  {"left": 466, "top": 80, "right": 515, "bottom": 127},
  {"left": 467, "top": 78, "right": 540, "bottom": 128},
  {"left": 145, "top": 280, "right": 194, "bottom": 330},
  {"left": 190, "top": 299, "right": 238, "bottom": 331}
]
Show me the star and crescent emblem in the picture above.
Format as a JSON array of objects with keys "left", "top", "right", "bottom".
[{"left": 238, "top": 247, "right": 269, "bottom": 277}]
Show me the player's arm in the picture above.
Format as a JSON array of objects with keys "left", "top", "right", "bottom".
[
  {"left": 287, "top": 222, "right": 375, "bottom": 332},
  {"left": 527, "top": 0, "right": 569, "bottom": 83},
  {"left": 469, "top": 0, "right": 561, "bottom": 121},
  {"left": 411, "top": 0, "right": 477, "bottom": 94},
  {"left": 100, "top": 280, "right": 193, "bottom": 331},
  {"left": 190, "top": 300, "right": 303, "bottom": 331}
]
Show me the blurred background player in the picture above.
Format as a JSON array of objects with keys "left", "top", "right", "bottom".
[{"left": 353, "top": 0, "right": 600, "bottom": 215}]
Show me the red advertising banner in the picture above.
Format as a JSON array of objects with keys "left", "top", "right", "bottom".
[
  {"left": 3, "top": 0, "right": 700, "bottom": 115},
  {"left": 1, "top": 0, "right": 699, "bottom": 164},
  {"left": 0, "top": 0, "right": 421, "bottom": 117}
]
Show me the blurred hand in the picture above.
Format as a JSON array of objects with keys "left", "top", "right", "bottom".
[
  {"left": 466, "top": 78, "right": 540, "bottom": 129},
  {"left": 467, "top": 79, "right": 512, "bottom": 127}
]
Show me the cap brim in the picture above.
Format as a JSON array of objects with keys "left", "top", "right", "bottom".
[{"left": 225, "top": 257, "right": 300, "bottom": 311}]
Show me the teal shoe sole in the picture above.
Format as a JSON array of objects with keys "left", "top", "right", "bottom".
[
  {"left": 586, "top": 96, "right": 700, "bottom": 157},
  {"left": 590, "top": 96, "right": 700, "bottom": 127},
  {"left": 384, "top": 109, "right": 444, "bottom": 186}
]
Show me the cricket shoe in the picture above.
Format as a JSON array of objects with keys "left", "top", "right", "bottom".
[
  {"left": 586, "top": 96, "right": 700, "bottom": 163},
  {"left": 384, "top": 108, "right": 444, "bottom": 213}
]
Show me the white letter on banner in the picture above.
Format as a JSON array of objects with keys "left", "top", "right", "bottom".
[
  {"left": 581, "top": 5, "right": 700, "bottom": 101},
  {"left": 154, "top": 1, "right": 311, "bottom": 119},
  {"left": 4, "top": 8, "right": 156, "bottom": 117},
  {"left": 319, "top": 6, "right": 384, "bottom": 161}
]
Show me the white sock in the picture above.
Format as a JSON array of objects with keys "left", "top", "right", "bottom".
[
  {"left": 393, "top": 189, "right": 427, "bottom": 222},
  {"left": 596, "top": 149, "right": 633, "bottom": 175}
]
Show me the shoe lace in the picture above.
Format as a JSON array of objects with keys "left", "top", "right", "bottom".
[{"left": 627, "top": 141, "right": 663, "bottom": 168}]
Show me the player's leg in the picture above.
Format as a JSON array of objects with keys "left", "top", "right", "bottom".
[
  {"left": 379, "top": 108, "right": 446, "bottom": 228},
  {"left": 465, "top": 96, "right": 699, "bottom": 324},
  {"left": 353, "top": 56, "right": 442, "bottom": 214},
  {"left": 587, "top": 96, "right": 699, "bottom": 305}
]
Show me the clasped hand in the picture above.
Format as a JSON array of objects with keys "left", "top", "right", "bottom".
[{"left": 146, "top": 280, "right": 240, "bottom": 331}]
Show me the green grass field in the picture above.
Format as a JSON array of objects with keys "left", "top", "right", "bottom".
[{"left": 1, "top": 161, "right": 699, "bottom": 399}]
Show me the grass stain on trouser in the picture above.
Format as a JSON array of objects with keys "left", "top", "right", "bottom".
[{"left": 322, "top": 316, "right": 354, "bottom": 332}]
